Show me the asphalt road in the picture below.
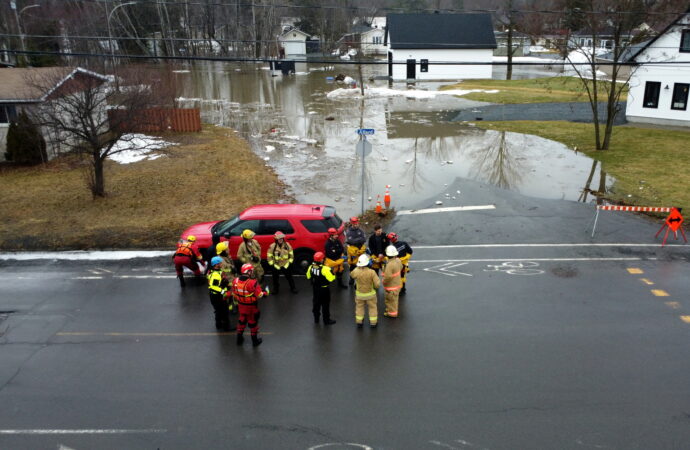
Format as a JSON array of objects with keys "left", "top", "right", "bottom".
[{"left": 2, "top": 180, "right": 690, "bottom": 450}]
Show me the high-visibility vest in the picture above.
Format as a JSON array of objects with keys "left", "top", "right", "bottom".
[
  {"left": 307, "top": 263, "right": 335, "bottom": 287},
  {"left": 232, "top": 277, "right": 262, "bottom": 304},
  {"left": 207, "top": 270, "right": 224, "bottom": 294},
  {"left": 176, "top": 243, "right": 194, "bottom": 257}
]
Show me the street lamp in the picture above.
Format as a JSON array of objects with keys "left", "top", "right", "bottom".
[
  {"left": 10, "top": 1, "right": 40, "bottom": 66},
  {"left": 106, "top": 1, "right": 138, "bottom": 69}
]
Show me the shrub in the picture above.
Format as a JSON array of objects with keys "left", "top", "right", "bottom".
[{"left": 5, "top": 111, "right": 47, "bottom": 165}]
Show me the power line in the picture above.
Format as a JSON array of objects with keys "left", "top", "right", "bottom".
[{"left": 5, "top": 48, "right": 690, "bottom": 66}]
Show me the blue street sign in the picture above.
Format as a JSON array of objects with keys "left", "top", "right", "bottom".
[{"left": 356, "top": 128, "right": 375, "bottom": 135}]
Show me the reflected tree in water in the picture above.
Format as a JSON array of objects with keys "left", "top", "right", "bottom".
[
  {"left": 578, "top": 160, "right": 608, "bottom": 204},
  {"left": 469, "top": 130, "right": 524, "bottom": 190}
]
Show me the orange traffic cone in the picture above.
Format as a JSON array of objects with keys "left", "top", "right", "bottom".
[
  {"left": 375, "top": 195, "right": 382, "bottom": 214},
  {"left": 384, "top": 185, "right": 391, "bottom": 209}
]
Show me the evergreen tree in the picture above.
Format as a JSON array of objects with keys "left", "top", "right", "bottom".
[{"left": 5, "top": 112, "right": 47, "bottom": 165}]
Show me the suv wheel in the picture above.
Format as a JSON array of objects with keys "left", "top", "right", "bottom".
[{"left": 293, "top": 249, "right": 314, "bottom": 274}]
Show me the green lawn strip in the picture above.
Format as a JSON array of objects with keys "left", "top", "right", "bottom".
[
  {"left": 441, "top": 76, "right": 628, "bottom": 104},
  {"left": 0, "top": 125, "right": 291, "bottom": 250},
  {"left": 475, "top": 121, "right": 690, "bottom": 209}
]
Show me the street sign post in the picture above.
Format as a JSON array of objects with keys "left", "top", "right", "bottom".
[
  {"left": 355, "top": 139, "right": 372, "bottom": 156},
  {"left": 356, "top": 128, "right": 375, "bottom": 136},
  {"left": 356, "top": 129, "right": 374, "bottom": 214}
]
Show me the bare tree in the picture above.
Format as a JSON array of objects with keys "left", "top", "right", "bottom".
[{"left": 30, "top": 67, "right": 172, "bottom": 197}]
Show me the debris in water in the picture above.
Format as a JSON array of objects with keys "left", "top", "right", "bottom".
[
  {"left": 382, "top": 156, "right": 388, "bottom": 161},
  {"left": 350, "top": 197, "right": 355, "bottom": 202},
  {"left": 265, "top": 145, "right": 275, "bottom": 152},
  {"left": 405, "top": 159, "right": 413, "bottom": 164},
  {"left": 435, "top": 201, "right": 443, "bottom": 205},
  {"left": 399, "top": 184, "right": 405, "bottom": 187},
  {"left": 456, "top": 190, "right": 461, "bottom": 194},
  {"left": 263, "top": 156, "right": 270, "bottom": 161},
  {"left": 308, "top": 111, "right": 318, "bottom": 115},
  {"left": 325, "top": 116, "right": 335, "bottom": 121},
  {"left": 452, "top": 196, "right": 456, "bottom": 200},
  {"left": 446, "top": 160, "right": 454, "bottom": 164},
  {"left": 368, "top": 196, "right": 372, "bottom": 201},
  {"left": 284, "top": 154, "right": 294, "bottom": 158}
]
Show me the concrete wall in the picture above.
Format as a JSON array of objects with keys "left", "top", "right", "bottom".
[
  {"left": 390, "top": 48, "right": 493, "bottom": 80},
  {"left": 625, "top": 16, "right": 690, "bottom": 127}
]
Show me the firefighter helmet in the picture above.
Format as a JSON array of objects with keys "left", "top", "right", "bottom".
[
  {"left": 216, "top": 241, "right": 228, "bottom": 255},
  {"left": 387, "top": 232, "right": 398, "bottom": 242},
  {"left": 274, "top": 231, "right": 285, "bottom": 240},
  {"left": 187, "top": 235, "right": 197, "bottom": 242},
  {"left": 313, "top": 252, "right": 325, "bottom": 262},
  {"left": 356, "top": 254, "right": 370, "bottom": 267},
  {"left": 211, "top": 256, "right": 223, "bottom": 266},
  {"left": 385, "top": 245, "right": 399, "bottom": 257},
  {"left": 350, "top": 216, "right": 359, "bottom": 224},
  {"left": 328, "top": 227, "right": 337, "bottom": 235},
  {"left": 241, "top": 229, "right": 255, "bottom": 239},
  {"left": 241, "top": 263, "right": 254, "bottom": 274}
]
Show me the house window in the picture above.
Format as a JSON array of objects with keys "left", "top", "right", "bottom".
[
  {"left": 642, "top": 81, "right": 661, "bottom": 109},
  {"left": 681, "top": 30, "right": 690, "bottom": 53},
  {"left": 0, "top": 105, "right": 17, "bottom": 124},
  {"left": 420, "top": 59, "right": 429, "bottom": 73},
  {"left": 671, "top": 83, "right": 689, "bottom": 111},
  {"left": 373, "top": 36, "right": 381, "bottom": 44}
]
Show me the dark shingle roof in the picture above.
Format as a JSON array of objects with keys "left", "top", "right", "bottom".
[{"left": 386, "top": 13, "right": 497, "bottom": 50}]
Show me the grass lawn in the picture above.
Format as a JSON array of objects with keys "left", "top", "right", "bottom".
[
  {"left": 442, "top": 76, "right": 628, "bottom": 104},
  {"left": 0, "top": 125, "right": 290, "bottom": 250},
  {"left": 475, "top": 120, "right": 690, "bottom": 209}
]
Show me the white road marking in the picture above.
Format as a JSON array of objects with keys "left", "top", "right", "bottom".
[
  {"left": 412, "top": 257, "right": 650, "bottom": 263},
  {"left": 74, "top": 276, "right": 104, "bottom": 280},
  {"left": 424, "top": 262, "right": 472, "bottom": 277},
  {"left": 397, "top": 205, "right": 496, "bottom": 215},
  {"left": 308, "top": 444, "right": 373, "bottom": 450},
  {"left": 0, "top": 429, "right": 166, "bottom": 435},
  {"left": 414, "top": 243, "right": 686, "bottom": 249}
]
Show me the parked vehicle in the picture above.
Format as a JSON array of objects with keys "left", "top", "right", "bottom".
[{"left": 180, "top": 204, "right": 345, "bottom": 273}]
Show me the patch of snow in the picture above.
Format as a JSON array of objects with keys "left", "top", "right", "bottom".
[
  {"left": 172, "top": 70, "right": 191, "bottom": 73},
  {"left": 265, "top": 145, "right": 275, "bottom": 152},
  {"left": 493, "top": 56, "right": 552, "bottom": 63},
  {"left": 108, "top": 134, "right": 177, "bottom": 164},
  {"left": 327, "top": 87, "right": 499, "bottom": 100}
]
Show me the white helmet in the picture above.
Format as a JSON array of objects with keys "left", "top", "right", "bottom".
[
  {"left": 356, "top": 254, "right": 370, "bottom": 267},
  {"left": 385, "top": 245, "right": 399, "bottom": 257}
]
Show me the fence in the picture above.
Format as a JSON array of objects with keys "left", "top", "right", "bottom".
[{"left": 109, "top": 108, "right": 201, "bottom": 133}]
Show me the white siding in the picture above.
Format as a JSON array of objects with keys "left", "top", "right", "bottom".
[
  {"left": 625, "top": 16, "right": 690, "bottom": 126},
  {"left": 390, "top": 48, "right": 493, "bottom": 80},
  {"left": 361, "top": 29, "right": 387, "bottom": 56},
  {"left": 279, "top": 32, "right": 307, "bottom": 57}
]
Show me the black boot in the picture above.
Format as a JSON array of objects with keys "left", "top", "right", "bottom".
[
  {"left": 178, "top": 275, "right": 186, "bottom": 288},
  {"left": 314, "top": 315, "right": 320, "bottom": 324},
  {"left": 348, "top": 277, "right": 355, "bottom": 286},
  {"left": 236, "top": 333, "right": 244, "bottom": 345},
  {"left": 324, "top": 319, "right": 336, "bottom": 325},
  {"left": 251, "top": 335, "right": 263, "bottom": 347}
]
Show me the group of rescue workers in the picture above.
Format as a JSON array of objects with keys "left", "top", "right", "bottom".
[{"left": 172, "top": 216, "right": 413, "bottom": 347}]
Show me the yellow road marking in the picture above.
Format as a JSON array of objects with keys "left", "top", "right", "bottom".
[
  {"left": 639, "top": 278, "right": 655, "bottom": 285},
  {"left": 680, "top": 316, "right": 690, "bottom": 324},
  {"left": 56, "top": 332, "right": 273, "bottom": 337},
  {"left": 651, "top": 289, "right": 669, "bottom": 297},
  {"left": 665, "top": 302, "right": 681, "bottom": 310},
  {"left": 627, "top": 268, "right": 644, "bottom": 274}
]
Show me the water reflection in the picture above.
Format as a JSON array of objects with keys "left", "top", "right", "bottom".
[{"left": 174, "top": 61, "right": 614, "bottom": 217}]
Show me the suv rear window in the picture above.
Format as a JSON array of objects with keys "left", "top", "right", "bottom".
[
  {"left": 261, "top": 219, "right": 294, "bottom": 235},
  {"left": 301, "top": 216, "right": 342, "bottom": 233}
]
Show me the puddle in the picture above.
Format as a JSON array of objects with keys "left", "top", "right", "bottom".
[{"left": 175, "top": 61, "right": 613, "bottom": 217}]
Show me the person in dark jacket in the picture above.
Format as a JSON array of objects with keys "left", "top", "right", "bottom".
[
  {"left": 324, "top": 228, "right": 347, "bottom": 289},
  {"left": 367, "top": 224, "right": 389, "bottom": 274}
]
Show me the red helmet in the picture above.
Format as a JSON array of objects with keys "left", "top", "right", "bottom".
[
  {"left": 387, "top": 232, "right": 398, "bottom": 242},
  {"left": 350, "top": 216, "right": 359, "bottom": 224},
  {"left": 313, "top": 252, "right": 325, "bottom": 262},
  {"left": 328, "top": 227, "right": 337, "bottom": 235},
  {"left": 241, "top": 263, "right": 254, "bottom": 274}
]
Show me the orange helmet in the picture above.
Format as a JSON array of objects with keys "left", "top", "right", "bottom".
[
  {"left": 387, "top": 232, "right": 398, "bottom": 242},
  {"left": 313, "top": 252, "right": 325, "bottom": 262},
  {"left": 350, "top": 216, "right": 359, "bottom": 224},
  {"left": 241, "top": 263, "right": 254, "bottom": 274},
  {"left": 328, "top": 227, "right": 337, "bottom": 235}
]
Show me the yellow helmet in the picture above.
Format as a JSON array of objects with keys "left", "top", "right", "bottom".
[
  {"left": 187, "top": 235, "right": 196, "bottom": 242},
  {"left": 216, "top": 241, "right": 228, "bottom": 255},
  {"left": 241, "top": 229, "right": 255, "bottom": 239}
]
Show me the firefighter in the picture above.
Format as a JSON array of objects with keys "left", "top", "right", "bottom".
[
  {"left": 387, "top": 232, "right": 413, "bottom": 295},
  {"left": 306, "top": 252, "right": 336, "bottom": 325},
  {"left": 382, "top": 245, "right": 403, "bottom": 318},
  {"left": 345, "top": 216, "right": 366, "bottom": 285},
  {"left": 367, "top": 224, "right": 389, "bottom": 274},
  {"left": 267, "top": 231, "right": 298, "bottom": 294},
  {"left": 324, "top": 227, "right": 348, "bottom": 289},
  {"left": 237, "top": 229, "right": 264, "bottom": 282},
  {"left": 207, "top": 256, "right": 231, "bottom": 331},
  {"left": 173, "top": 235, "right": 204, "bottom": 287},
  {"left": 216, "top": 241, "right": 237, "bottom": 314},
  {"left": 232, "top": 263, "right": 269, "bottom": 346},
  {"left": 349, "top": 254, "right": 380, "bottom": 328}
]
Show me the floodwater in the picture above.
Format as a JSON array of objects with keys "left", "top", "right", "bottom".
[{"left": 174, "top": 61, "right": 612, "bottom": 217}]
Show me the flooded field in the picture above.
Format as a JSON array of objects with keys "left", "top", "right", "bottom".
[{"left": 175, "top": 61, "right": 612, "bottom": 217}]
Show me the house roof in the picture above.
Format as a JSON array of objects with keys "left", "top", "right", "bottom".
[
  {"left": 279, "top": 27, "right": 310, "bottom": 39},
  {"left": 629, "top": 6, "right": 690, "bottom": 62},
  {"left": 385, "top": 13, "right": 497, "bottom": 50},
  {"left": 0, "top": 67, "right": 109, "bottom": 103}
]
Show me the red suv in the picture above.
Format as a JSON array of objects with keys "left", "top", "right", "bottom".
[{"left": 180, "top": 204, "right": 345, "bottom": 272}]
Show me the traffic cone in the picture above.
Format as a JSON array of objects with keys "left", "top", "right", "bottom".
[
  {"left": 384, "top": 185, "right": 391, "bottom": 209},
  {"left": 375, "top": 195, "right": 382, "bottom": 214}
]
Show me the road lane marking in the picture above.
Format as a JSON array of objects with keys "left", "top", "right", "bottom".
[
  {"left": 627, "top": 268, "right": 643, "bottom": 274},
  {"left": 411, "top": 257, "right": 648, "bottom": 263},
  {"left": 651, "top": 290, "right": 669, "bottom": 297},
  {"left": 0, "top": 429, "right": 166, "bottom": 435},
  {"left": 414, "top": 243, "right": 687, "bottom": 249},
  {"left": 640, "top": 278, "right": 655, "bottom": 285},
  {"left": 56, "top": 332, "right": 273, "bottom": 337},
  {"left": 423, "top": 262, "right": 472, "bottom": 277},
  {"left": 680, "top": 316, "right": 690, "bottom": 324},
  {"left": 397, "top": 205, "right": 495, "bottom": 215},
  {"left": 665, "top": 302, "right": 681, "bottom": 309}
]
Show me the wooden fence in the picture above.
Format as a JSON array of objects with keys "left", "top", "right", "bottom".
[{"left": 109, "top": 108, "right": 201, "bottom": 133}]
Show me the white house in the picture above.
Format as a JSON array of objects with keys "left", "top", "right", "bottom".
[
  {"left": 385, "top": 13, "right": 497, "bottom": 81},
  {"left": 361, "top": 27, "right": 387, "bottom": 56},
  {"left": 278, "top": 27, "right": 309, "bottom": 58},
  {"left": 625, "top": 8, "right": 690, "bottom": 127}
]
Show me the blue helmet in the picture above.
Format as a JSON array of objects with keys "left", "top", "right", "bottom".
[{"left": 211, "top": 256, "right": 223, "bottom": 266}]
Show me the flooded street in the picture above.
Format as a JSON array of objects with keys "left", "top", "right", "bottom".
[{"left": 175, "top": 61, "right": 612, "bottom": 217}]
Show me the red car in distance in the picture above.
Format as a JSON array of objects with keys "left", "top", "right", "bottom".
[{"left": 180, "top": 204, "right": 345, "bottom": 272}]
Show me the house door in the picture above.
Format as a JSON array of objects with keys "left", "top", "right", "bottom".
[
  {"left": 406, "top": 59, "right": 416, "bottom": 80},
  {"left": 388, "top": 52, "right": 393, "bottom": 77}
]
